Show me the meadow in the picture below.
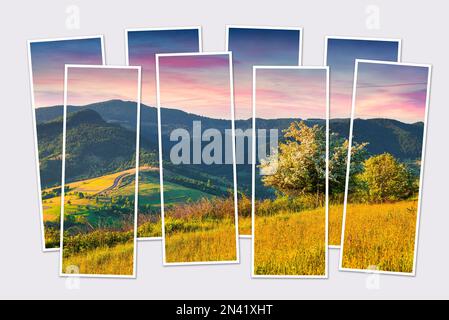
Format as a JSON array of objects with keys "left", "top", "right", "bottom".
[
  {"left": 341, "top": 200, "right": 418, "bottom": 273},
  {"left": 135, "top": 169, "right": 212, "bottom": 238},
  {"left": 46, "top": 163, "right": 238, "bottom": 267},
  {"left": 164, "top": 197, "right": 237, "bottom": 263},
  {"left": 236, "top": 195, "right": 252, "bottom": 236},
  {"left": 328, "top": 203, "right": 344, "bottom": 246},
  {"left": 58, "top": 167, "right": 138, "bottom": 275},
  {"left": 62, "top": 231, "right": 134, "bottom": 276},
  {"left": 41, "top": 166, "right": 206, "bottom": 245},
  {"left": 41, "top": 169, "right": 136, "bottom": 248},
  {"left": 253, "top": 200, "right": 326, "bottom": 276},
  {"left": 252, "top": 121, "right": 327, "bottom": 276}
]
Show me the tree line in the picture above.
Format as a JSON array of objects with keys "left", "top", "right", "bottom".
[{"left": 259, "top": 121, "right": 419, "bottom": 206}]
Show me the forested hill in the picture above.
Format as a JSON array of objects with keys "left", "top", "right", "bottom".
[
  {"left": 36, "top": 100, "right": 424, "bottom": 188},
  {"left": 331, "top": 118, "right": 424, "bottom": 160},
  {"left": 37, "top": 109, "right": 139, "bottom": 186}
]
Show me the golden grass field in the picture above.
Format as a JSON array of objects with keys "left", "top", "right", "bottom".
[
  {"left": 164, "top": 197, "right": 237, "bottom": 263},
  {"left": 62, "top": 241, "right": 134, "bottom": 276},
  {"left": 238, "top": 217, "right": 252, "bottom": 236},
  {"left": 341, "top": 200, "right": 418, "bottom": 273},
  {"left": 254, "top": 207, "right": 326, "bottom": 276},
  {"left": 328, "top": 203, "right": 344, "bottom": 246},
  {"left": 165, "top": 219, "right": 237, "bottom": 263}
]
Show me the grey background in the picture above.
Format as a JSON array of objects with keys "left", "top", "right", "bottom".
[{"left": 0, "top": 0, "right": 447, "bottom": 299}]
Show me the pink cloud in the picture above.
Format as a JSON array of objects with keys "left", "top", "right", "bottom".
[
  {"left": 159, "top": 55, "right": 229, "bottom": 69},
  {"left": 158, "top": 54, "right": 232, "bottom": 119},
  {"left": 356, "top": 87, "right": 427, "bottom": 123},
  {"left": 66, "top": 67, "right": 139, "bottom": 106},
  {"left": 255, "top": 69, "right": 327, "bottom": 120}
]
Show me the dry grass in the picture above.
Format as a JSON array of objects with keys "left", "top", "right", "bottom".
[
  {"left": 62, "top": 241, "right": 134, "bottom": 276},
  {"left": 165, "top": 220, "right": 237, "bottom": 263},
  {"left": 328, "top": 203, "right": 344, "bottom": 246},
  {"left": 237, "top": 195, "right": 252, "bottom": 236},
  {"left": 137, "top": 215, "right": 162, "bottom": 238},
  {"left": 341, "top": 200, "right": 418, "bottom": 273},
  {"left": 238, "top": 217, "right": 252, "bottom": 236},
  {"left": 164, "top": 197, "right": 237, "bottom": 263},
  {"left": 254, "top": 207, "right": 326, "bottom": 276}
]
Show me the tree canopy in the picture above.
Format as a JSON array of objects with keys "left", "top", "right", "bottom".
[{"left": 356, "top": 153, "right": 414, "bottom": 203}]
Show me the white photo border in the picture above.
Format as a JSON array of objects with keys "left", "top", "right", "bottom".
[
  {"left": 339, "top": 59, "right": 432, "bottom": 276},
  {"left": 124, "top": 26, "right": 203, "bottom": 241},
  {"left": 323, "top": 36, "right": 402, "bottom": 249},
  {"left": 59, "top": 64, "right": 141, "bottom": 278},
  {"left": 156, "top": 52, "right": 240, "bottom": 266},
  {"left": 27, "top": 35, "right": 105, "bottom": 252},
  {"left": 226, "top": 25, "right": 303, "bottom": 239},
  {"left": 251, "top": 65, "right": 329, "bottom": 279}
]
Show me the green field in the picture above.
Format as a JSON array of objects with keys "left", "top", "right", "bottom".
[{"left": 42, "top": 167, "right": 215, "bottom": 246}]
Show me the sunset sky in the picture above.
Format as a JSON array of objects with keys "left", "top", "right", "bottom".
[
  {"left": 66, "top": 67, "right": 139, "bottom": 106},
  {"left": 228, "top": 27, "right": 301, "bottom": 120},
  {"left": 157, "top": 54, "right": 231, "bottom": 119},
  {"left": 127, "top": 28, "right": 200, "bottom": 106},
  {"left": 255, "top": 68, "right": 327, "bottom": 120},
  {"left": 354, "top": 62, "right": 429, "bottom": 124},
  {"left": 30, "top": 37, "right": 103, "bottom": 108},
  {"left": 326, "top": 38, "right": 400, "bottom": 119}
]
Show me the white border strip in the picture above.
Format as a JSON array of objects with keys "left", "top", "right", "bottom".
[
  {"left": 156, "top": 52, "right": 240, "bottom": 266},
  {"left": 124, "top": 26, "right": 203, "bottom": 241},
  {"left": 251, "top": 66, "right": 329, "bottom": 279},
  {"left": 339, "top": 59, "right": 432, "bottom": 276},
  {"left": 59, "top": 64, "right": 141, "bottom": 278},
  {"left": 27, "top": 35, "right": 105, "bottom": 252},
  {"left": 323, "top": 36, "right": 402, "bottom": 249}
]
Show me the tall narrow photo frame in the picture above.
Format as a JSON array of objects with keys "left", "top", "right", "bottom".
[
  {"left": 324, "top": 36, "right": 401, "bottom": 248},
  {"left": 340, "top": 60, "right": 431, "bottom": 275},
  {"left": 126, "top": 27, "right": 202, "bottom": 240},
  {"left": 27, "top": 36, "right": 105, "bottom": 251},
  {"left": 226, "top": 26, "right": 303, "bottom": 237},
  {"left": 156, "top": 52, "right": 239, "bottom": 265},
  {"left": 252, "top": 66, "right": 329, "bottom": 278},
  {"left": 60, "top": 65, "right": 141, "bottom": 278}
]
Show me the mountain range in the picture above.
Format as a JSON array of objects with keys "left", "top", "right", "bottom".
[{"left": 36, "top": 99, "right": 425, "bottom": 188}]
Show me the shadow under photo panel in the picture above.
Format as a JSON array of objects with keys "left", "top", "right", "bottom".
[
  {"left": 226, "top": 26, "right": 302, "bottom": 237},
  {"left": 252, "top": 66, "right": 328, "bottom": 278},
  {"left": 156, "top": 52, "right": 239, "bottom": 265},
  {"left": 324, "top": 36, "right": 401, "bottom": 247},
  {"left": 340, "top": 60, "right": 431, "bottom": 275},
  {"left": 60, "top": 65, "right": 141, "bottom": 278},
  {"left": 126, "top": 27, "right": 202, "bottom": 240},
  {"left": 27, "top": 36, "right": 104, "bottom": 251}
]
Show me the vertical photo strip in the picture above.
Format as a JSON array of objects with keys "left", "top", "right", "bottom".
[
  {"left": 226, "top": 26, "right": 302, "bottom": 237},
  {"left": 60, "top": 65, "right": 141, "bottom": 278},
  {"left": 126, "top": 27, "right": 202, "bottom": 240},
  {"left": 252, "top": 66, "right": 329, "bottom": 278},
  {"left": 156, "top": 52, "right": 239, "bottom": 265},
  {"left": 324, "top": 37, "right": 401, "bottom": 247},
  {"left": 27, "top": 36, "right": 105, "bottom": 251},
  {"left": 340, "top": 60, "right": 431, "bottom": 275}
]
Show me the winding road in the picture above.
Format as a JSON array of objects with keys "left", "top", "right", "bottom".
[{"left": 95, "top": 166, "right": 157, "bottom": 196}]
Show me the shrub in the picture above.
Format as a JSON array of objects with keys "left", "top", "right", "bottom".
[{"left": 356, "top": 153, "right": 414, "bottom": 203}]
